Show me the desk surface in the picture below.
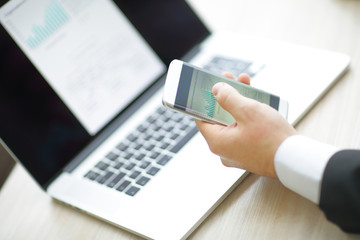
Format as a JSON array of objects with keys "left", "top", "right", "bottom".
[{"left": 1, "top": 0, "right": 360, "bottom": 239}]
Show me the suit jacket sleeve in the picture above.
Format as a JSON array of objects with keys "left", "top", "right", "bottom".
[{"left": 319, "top": 150, "right": 360, "bottom": 233}]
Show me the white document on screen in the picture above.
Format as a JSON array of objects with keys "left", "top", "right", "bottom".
[{"left": 0, "top": 0, "right": 165, "bottom": 135}]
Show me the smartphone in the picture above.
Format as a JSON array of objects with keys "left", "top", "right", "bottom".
[{"left": 162, "top": 59, "right": 289, "bottom": 126}]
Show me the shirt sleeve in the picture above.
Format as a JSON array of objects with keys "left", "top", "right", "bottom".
[{"left": 274, "top": 135, "right": 340, "bottom": 204}]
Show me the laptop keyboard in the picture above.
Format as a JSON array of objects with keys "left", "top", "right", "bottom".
[
  {"left": 204, "top": 56, "right": 262, "bottom": 78},
  {"left": 84, "top": 56, "right": 262, "bottom": 196},
  {"left": 84, "top": 107, "right": 198, "bottom": 196}
]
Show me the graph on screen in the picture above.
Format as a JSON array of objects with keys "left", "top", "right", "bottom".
[
  {"left": 202, "top": 89, "right": 216, "bottom": 118},
  {"left": 26, "top": 1, "right": 69, "bottom": 49}
]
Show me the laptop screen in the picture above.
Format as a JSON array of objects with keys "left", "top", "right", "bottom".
[{"left": 0, "top": 0, "right": 210, "bottom": 188}]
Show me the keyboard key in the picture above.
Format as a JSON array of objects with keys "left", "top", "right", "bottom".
[
  {"left": 170, "top": 133, "right": 180, "bottom": 140},
  {"left": 126, "top": 186, "right": 140, "bottom": 196},
  {"left": 147, "top": 167, "right": 160, "bottom": 176},
  {"left": 145, "top": 144, "right": 155, "bottom": 151},
  {"left": 139, "top": 161, "right": 151, "bottom": 169},
  {"left": 107, "top": 172, "right": 126, "bottom": 188},
  {"left": 150, "top": 152, "right": 160, "bottom": 159},
  {"left": 151, "top": 125, "right": 161, "bottom": 132},
  {"left": 124, "top": 152, "right": 133, "bottom": 160},
  {"left": 136, "top": 176, "right": 150, "bottom": 186},
  {"left": 170, "top": 126, "right": 198, "bottom": 153},
  {"left": 127, "top": 134, "right": 138, "bottom": 142},
  {"left": 155, "top": 135, "right": 164, "bottom": 141},
  {"left": 116, "top": 180, "right": 131, "bottom": 192},
  {"left": 161, "top": 116, "right": 171, "bottom": 122},
  {"left": 142, "top": 133, "right": 152, "bottom": 141},
  {"left": 135, "top": 153, "right": 146, "bottom": 161},
  {"left": 95, "top": 161, "right": 109, "bottom": 171},
  {"left": 157, "top": 155, "right": 172, "bottom": 166},
  {"left": 129, "top": 170, "right": 141, "bottom": 179},
  {"left": 116, "top": 143, "right": 128, "bottom": 152},
  {"left": 134, "top": 143, "right": 143, "bottom": 150},
  {"left": 173, "top": 115, "right": 184, "bottom": 122},
  {"left": 106, "top": 152, "right": 119, "bottom": 161},
  {"left": 97, "top": 171, "right": 114, "bottom": 184},
  {"left": 180, "top": 124, "right": 188, "bottom": 131},
  {"left": 146, "top": 115, "right": 157, "bottom": 124},
  {"left": 113, "top": 161, "right": 124, "bottom": 169},
  {"left": 125, "top": 163, "right": 136, "bottom": 170},
  {"left": 137, "top": 124, "right": 147, "bottom": 133},
  {"left": 165, "top": 125, "right": 174, "bottom": 131},
  {"left": 160, "top": 142, "right": 170, "bottom": 149},
  {"left": 156, "top": 107, "right": 166, "bottom": 115},
  {"left": 84, "top": 171, "right": 99, "bottom": 181}
]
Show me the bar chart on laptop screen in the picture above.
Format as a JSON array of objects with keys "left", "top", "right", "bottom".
[
  {"left": 1, "top": 0, "right": 70, "bottom": 50},
  {"left": 26, "top": 1, "right": 69, "bottom": 49}
]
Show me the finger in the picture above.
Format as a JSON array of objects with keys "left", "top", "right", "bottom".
[
  {"left": 237, "top": 73, "right": 250, "bottom": 85},
  {"left": 221, "top": 72, "right": 235, "bottom": 79},
  {"left": 212, "top": 82, "right": 255, "bottom": 121}
]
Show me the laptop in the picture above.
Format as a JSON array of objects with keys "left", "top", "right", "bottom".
[{"left": 0, "top": 0, "right": 350, "bottom": 239}]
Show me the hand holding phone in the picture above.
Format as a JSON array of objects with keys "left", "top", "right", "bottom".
[{"left": 162, "top": 60, "right": 288, "bottom": 125}]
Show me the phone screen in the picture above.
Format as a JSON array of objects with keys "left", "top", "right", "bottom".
[{"left": 174, "top": 63, "right": 280, "bottom": 125}]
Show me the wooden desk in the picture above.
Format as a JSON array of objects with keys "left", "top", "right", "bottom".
[{"left": 1, "top": 0, "right": 360, "bottom": 239}]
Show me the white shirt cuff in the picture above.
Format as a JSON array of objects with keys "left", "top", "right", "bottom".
[{"left": 274, "top": 135, "right": 339, "bottom": 204}]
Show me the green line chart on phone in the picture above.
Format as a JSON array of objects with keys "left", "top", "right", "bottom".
[{"left": 202, "top": 89, "right": 216, "bottom": 118}]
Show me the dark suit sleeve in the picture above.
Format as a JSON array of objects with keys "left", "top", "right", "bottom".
[{"left": 319, "top": 150, "right": 360, "bottom": 233}]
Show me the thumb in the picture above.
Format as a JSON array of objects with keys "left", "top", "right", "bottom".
[{"left": 212, "top": 82, "right": 253, "bottom": 120}]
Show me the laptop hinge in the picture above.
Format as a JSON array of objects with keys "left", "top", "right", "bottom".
[{"left": 45, "top": 76, "right": 165, "bottom": 189}]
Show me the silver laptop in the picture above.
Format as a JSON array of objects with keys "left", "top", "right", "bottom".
[{"left": 0, "top": 0, "right": 349, "bottom": 239}]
